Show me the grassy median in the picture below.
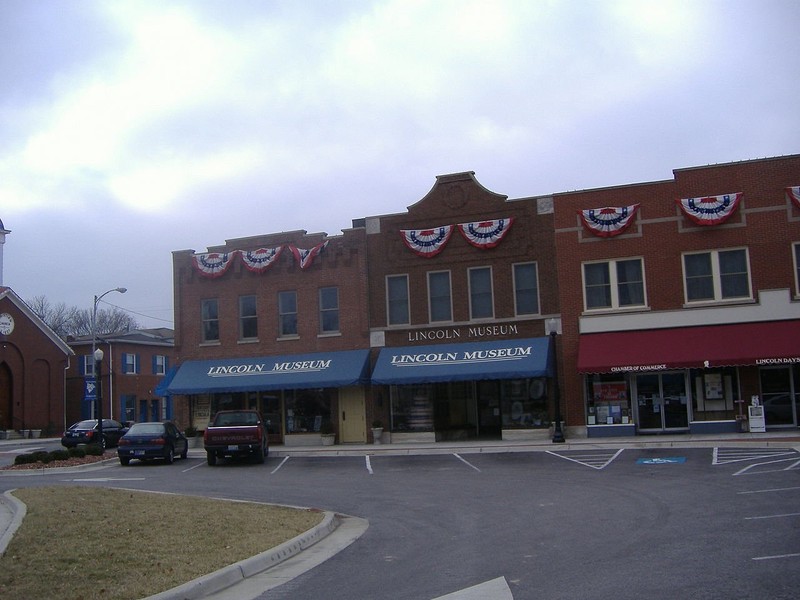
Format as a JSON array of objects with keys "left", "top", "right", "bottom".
[{"left": 0, "top": 486, "right": 324, "bottom": 600}]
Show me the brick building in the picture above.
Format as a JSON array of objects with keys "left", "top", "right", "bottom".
[
  {"left": 366, "top": 172, "right": 560, "bottom": 442},
  {"left": 66, "top": 328, "right": 175, "bottom": 427},
  {"left": 167, "top": 154, "right": 800, "bottom": 444},
  {"left": 167, "top": 228, "right": 372, "bottom": 445},
  {"left": 553, "top": 155, "right": 800, "bottom": 436},
  {"left": 0, "top": 286, "right": 73, "bottom": 436}
]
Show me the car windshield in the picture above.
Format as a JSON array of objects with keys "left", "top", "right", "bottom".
[
  {"left": 127, "top": 423, "right": 164, "bottom": 435},
  {"left": 72, "top": 420, "right": 97, "bottom": 430}
]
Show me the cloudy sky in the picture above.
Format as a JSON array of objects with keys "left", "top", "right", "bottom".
[{"left": 2, "top": 0, "right": 798, "bottom": 329}]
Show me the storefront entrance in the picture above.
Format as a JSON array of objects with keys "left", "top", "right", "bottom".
[
  {"left": 759, "top": 366, "right": 798, "bottom": 427},
  {"left": 635, "top": 372, "right": 690, "bottom": 432}
]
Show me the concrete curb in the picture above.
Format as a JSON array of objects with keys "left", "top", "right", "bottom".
[
  {"left": 0, "top": 489, "right": 27, "bottom": 557},
  {"left": 144, "top": 510, "right": 342, "bottom": 600}
]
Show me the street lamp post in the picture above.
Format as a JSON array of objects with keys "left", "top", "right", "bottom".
[
  {"left": 94, "top": 348, "right": 104, "bottom": 449},
  {"left": 91, "top": 287, "right": 126, "bottom": 429},
  {"left": 546, "top": 318, "right": 566, "bottom": 444}
]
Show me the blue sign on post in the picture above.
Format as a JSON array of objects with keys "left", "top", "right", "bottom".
[{"left": 84, "top": 378, "right": 97, "bottom": 401}]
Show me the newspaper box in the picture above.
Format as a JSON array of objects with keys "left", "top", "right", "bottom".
[{"left": 748, "top": 404, "right": 766, "bottom": 433}]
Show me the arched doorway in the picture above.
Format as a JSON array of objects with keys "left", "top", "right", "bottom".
[{"left": 0, "top": 362, "right": 12, "bottom": 430}]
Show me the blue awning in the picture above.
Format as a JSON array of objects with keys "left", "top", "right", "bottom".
[
  {"left": 167, "top": 349, "right": 370, "bottom": 394},
  {"left": 371, "top": 337, "right": 553, "bottom": 385}
]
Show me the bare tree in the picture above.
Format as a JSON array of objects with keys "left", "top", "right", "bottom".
[{"left": 26, "top": 295, "right": 139, "bottom": 339}]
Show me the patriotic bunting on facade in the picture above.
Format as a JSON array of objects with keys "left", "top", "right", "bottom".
[
  {"left": 400, "top": 225, "right": 454, "bottom": 258},
  {"left": 241, "top": 246, "right": 284, "bottom": 272},
  {"left": 192, "top": 252, "right": 236, "bottom": 278},
  {"left": 458, "top": 218, "right": 515, "bottom": 248},
  {"left": 289, "top": 240, "right": 329, "bottom": 270},
  {"left": 676, "top": 192, "right": 742, "bottom": 226},
  {"left": 578, "top": 205, "right": 640, "bottom": 238},
  {"left": 787, "top": 186, "right": 800, "bottom": 210}
]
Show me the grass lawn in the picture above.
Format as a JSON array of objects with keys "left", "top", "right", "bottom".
[{"left": 0, "top": 486, "right": 323, "bottom": 600}]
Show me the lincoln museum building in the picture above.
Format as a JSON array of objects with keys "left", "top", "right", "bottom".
[{"left": 166, "top": 154, "right": 800, "bottom": 444}]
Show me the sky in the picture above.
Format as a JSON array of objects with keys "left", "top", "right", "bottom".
[{"left": 2, "top": 0, "right": 798, "bottom": 329}]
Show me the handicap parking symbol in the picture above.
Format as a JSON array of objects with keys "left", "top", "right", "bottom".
[{"left": 636, "top": 457, "right": 686, "bottom": 465}]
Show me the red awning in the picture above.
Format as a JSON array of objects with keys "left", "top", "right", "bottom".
[{"left": 577, "top": 320, "right": 800, "bottom": 373}]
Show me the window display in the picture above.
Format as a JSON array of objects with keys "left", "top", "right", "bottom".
[{"left": 586, "top": 374, "right": 631, "bottom": 425}]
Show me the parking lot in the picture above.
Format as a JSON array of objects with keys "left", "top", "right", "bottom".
[{"left": 3, "top": 442, "right": 800, "bottom": 599}]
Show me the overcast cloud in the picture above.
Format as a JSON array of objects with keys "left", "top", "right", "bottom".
[{"left": 2, "top": 0, "right": 798, "bottom": 328}]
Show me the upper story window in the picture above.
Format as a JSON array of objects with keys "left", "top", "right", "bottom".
[
  {"left": 278, "top": 290, "right": 298, "bottom": 337},
  {"left": 386, "top": 274, "right": 410, "bottom": 326},
  {"left": 83, "top": 354, "right": 95, "bottom": 376},
  {"left": 122, "top": 352, "right": 139, "bottom": 375},
  {"left": 239, "top": 295, "right": 258, "bottom": 340},
  {"left": 319, "top": 287, "right": 340, "bottom": 333},
  {"left": 201, "top": 299, "right": 219, "bottom": 342},
  {"left": 153, "top": 355, "right": 167, "bottom": 375},
  {"left": 793, "top": 243, "right": 800, "bottom": 297},
  {"left": 428, "top": 271, "right": 452, "bottom": 322},
  {"left": 513, "top": 262, "right": 540, "bottom": 316},
  {"left": 583, "top": 258, "right": 645, "bottom": 311},
  {"left": 683, "top": 248, "right": 750, "bottom": 303},
  {"left": 469, "top": 266, "right": 494, "bottom": 319}
]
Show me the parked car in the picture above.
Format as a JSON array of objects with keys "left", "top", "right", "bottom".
[
  {"left": 117, "top": 422, "right": 189, "bottom": 466},
  {"left": 61, "top": 419, "right": 128, "bottom": 449}
]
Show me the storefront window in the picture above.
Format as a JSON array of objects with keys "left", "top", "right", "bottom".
[
  {"left": 586, "top": 374, "right": 631, "bottom": 425},
  {"left": 391, "top": 385, "right": 434, "bottom": 432},
  {"left": 500, "top": 378, "right": 549, "bottom": 428},
  {"left": 284, "top": 389, "right": 331, "bottom": 433},
  {"left": 689, "top": 367, "right": 739, "bottom": 421}
]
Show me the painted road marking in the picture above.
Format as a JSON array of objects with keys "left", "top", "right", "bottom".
[
  {"left": 366, "top": 455, "right": 373, "bottom": 474},
  {"left": 744, "top": 512, "right": 800, "bottom": 521},
  {"left": 547, "top": 449, "right": 624, "bottom": 470},
  {"left": 271, "top": 456, "right": 290, "bottom": 474},
  {"left": 637, "top": 457, "right": 686, "bottom": 465},
  {"left": 453, "top": 453, "right": 481, "bottom": 472},
  {"left": 738, "top": 486, "right": 800, "bottom": 495},
  {"left": 432, "top": 576, "right": 514, "bottom": 599},
  {"left": 713, "top": 447, "right": 798, "bottom": 465},
  {"left": 733, "top": 456, "right": 800, "bottom": 476},
  {"left": 753, "top": 553, "right": 800, "bottom": 561}
]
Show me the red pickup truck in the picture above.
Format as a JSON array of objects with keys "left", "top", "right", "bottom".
[{"left": 203, "top": 410, "right": 269, "bottom": 466}]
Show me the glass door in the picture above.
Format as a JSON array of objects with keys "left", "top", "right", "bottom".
[{"left": 635, "top": 372, "right": 690, "bottom": 432}]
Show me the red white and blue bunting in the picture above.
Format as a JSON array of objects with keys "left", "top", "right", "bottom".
[
  {"left": 192, "top": 252, "right": 236, "bottom": 278},
  {"left": 787, "top": 186, "right": 800, "bottom": 210},
  {"left": 458, "top": 218, "right": 515, "bottom": 248},
  {"left": 676, "top": 192, "right": 742, "bottom": 226},
  {"left": 241, "top": 247, "right": 283, "bottom": 273},
  {"left": 400, "top": 225, "right": 454, "bottom": 258},
  {"left": 289, "top": 240, "right": 329, "bottom": 270},
  {"left": 578, "top": 205, "right": 640, "bottom": 238}
]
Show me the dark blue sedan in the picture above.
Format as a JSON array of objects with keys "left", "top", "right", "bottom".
[{"left": 117, "top": 422, "right": 188, "bottom": 465}]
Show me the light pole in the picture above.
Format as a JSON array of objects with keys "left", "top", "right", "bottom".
[
  {"left": 546, "top": 318, "right": 565, "bottom": 444},
  {"left": 91, "top": 287, "right": 126, "bottom": 428},
  {"left": 94, "top": 348, "right": 104, "bottom": 449}
]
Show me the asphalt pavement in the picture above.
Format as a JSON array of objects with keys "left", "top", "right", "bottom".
[{"left": 1, "top": 430, "right": 799, "bottom": 599}]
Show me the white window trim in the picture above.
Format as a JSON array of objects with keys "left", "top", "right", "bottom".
[
  {"left": 468, "top": 266, "right": 495, "bottom": 320},
  {"left": 154, "top": 355, "right": 167, "bottom": 376},
  {"left": 681, "top": 247, "right": 752, "bottom": 305},
  {"left": 582, "top": 257, "right": 647, "bottom": 312},
  {"left": 385, "top": 274, "right": 410, "bottom": 326},
  {"left": 512, "top": 261, "right": 541, "bottom": 317},
  {"left": 238, "top": 295, "right": 258, "bottom": 340},
  {"left": 123, "top": 353, "right": 138, "bottom": 375},
  {"left": 427, "top": 270, "right": 453, "bottom": 323},
  {"left": 84, "top": 355, "right": 95, "bottom": 376}
]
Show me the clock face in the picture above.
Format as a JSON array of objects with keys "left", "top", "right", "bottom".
[{"left": 0, "top": 313, "right": 13, "bottom": 335}]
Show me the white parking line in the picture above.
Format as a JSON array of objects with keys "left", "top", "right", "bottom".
[
  {"left": 366, "top": 455, "right": 373, "bottom": 475},
  {"left": 271, "top": 456, "right": 290, "bottom": 474},
  {"left": 738, "top": 486, "right": 800, "bottom": 495},
  {"left": 733, "top": 457, "right": 800, "bottom": 476},
  {"left": 453, "top": 453, "right": 481, "bottom": 472},
  {"left": 752, "top": 553, "right": 800, "bottom": 561},
  {"left": 744, "top": 512, "right": 800, "bottom": 521}
]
